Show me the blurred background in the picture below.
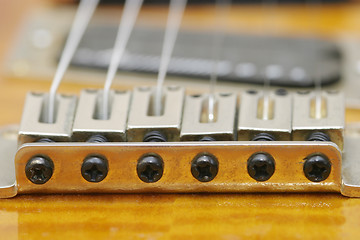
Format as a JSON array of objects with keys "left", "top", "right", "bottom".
[{"left": 1, "top": 0, "right": 360, "bottom": 119}]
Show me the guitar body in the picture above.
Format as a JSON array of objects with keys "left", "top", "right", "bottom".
[{"left": 0, "top": 0, "right": 360, "bottom": 238}]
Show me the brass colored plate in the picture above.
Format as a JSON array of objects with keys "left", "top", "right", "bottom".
[{"left": 15, "top": 141, "right": 341, "bottom": 194}]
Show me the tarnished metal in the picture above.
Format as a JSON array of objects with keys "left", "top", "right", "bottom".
[
  {"left": 127, "top": 86, "right": 184, "bottom": 142},
  {"left": 238, "top": 90, "right": 292, "bottom": 141},
  {"left": 72, "top": 89, "right": 131, "bottom": 142},
  {"left": 292, "top": 91, "right": 344, "bottom": 149},
  {"left": 341, "top": 124, "right": 360, "bottom": 197},
  {"left": 18, "top": 92, "right": 77, "bottom": 145},
  {"left": 0, "top": 125, "right": 18, "bottom": 198},
  {"left": 181, "top": 93, "right": 237, "bottom": 141},
  {"left": 14, "top": 141, "right": 341, "bottom": 194}
]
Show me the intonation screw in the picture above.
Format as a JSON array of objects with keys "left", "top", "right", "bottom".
[
  {"left": 191, "top": 153, "right": 219, "bottom": 182},
  {"left": 25, "top": 156, "right": 54, "bottom": 184},
  {"left": 303, "top": 154, "right": 331, "bottom": 182},
  {"left": 247, "top": 152, "right": 275, "bottom": 181},
  {"left": 81, "top": 156, "right": 108, "bottom": 183},
  {"left": 137, "top": 154, "right": 164, "bottom": 183}
]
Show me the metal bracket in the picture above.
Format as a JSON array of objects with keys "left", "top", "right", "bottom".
[
  {"left": 237, "top": 90, "right": 292, "bottom": 141},
  {"left": 14, "top": 141, "right": 341, "bottom": 194},
  {"left": 181, "top": 93, "right": 237, "bottom": 141},
  {"left": 341, "top": 123, "right": 360, "bottom": 197},
  {"left": 127, "top": 86, "right": 185, "bottom": 142},
  {"left": 2, "top": 124, "right": 360, "bottom": 197},
  {"left": 0, "top": 125, "right": 18, "bottom": 198},
  {"left": 72, "top": 89, "right": 131, "bottom": 142},
  {"left": 18, "top": 92, "right": 77, "bottom": 145}
]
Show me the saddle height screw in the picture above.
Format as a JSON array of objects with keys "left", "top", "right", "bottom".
[
  {"left": 81, "top": 156, "right": 108, "bottom": 183},
  {"left": 247, "top": 152, "right": 275, "bottom": 181},
  {"left": 143, "top": 131, "right": 167, "bottom": 142},
  {"left": 303, "top": 154, "right": 331, "bottom": 182},
  {"left": 137, "top": 154, "right": 164, "bottom": 183},
  {"left": 191, "top": 154, "right": 219, "bottom": 182},
  {"left": 251, "top": 133, "right": 276, "bottom": 141},
  {"left": 307, "top": 132, "right": 331, "bottom": 142},
  {"left": 25, "top": 156, "right": 54, "bottom": 184},
  {"left": 87, "top": 135, "right": 108, "bottom": 143}
]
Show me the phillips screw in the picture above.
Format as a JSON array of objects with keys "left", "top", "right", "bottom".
[
  {"left": 191, "top": 153, "right": 219, "bottom": 182},
  {"left": 247, "top": 152, "right": 275, "bottom": 181},
  {"left": 137, "top": 154, "right": 164, "bottom": 183},
  {"left": 25, "top": 156, "right": 54, "bottom": 184},
  {"left": 303, "top": 154, "right": 331, "bottom": 182},
  {"left": 81, "top": 155, "right": 108, "bottom": 183}
]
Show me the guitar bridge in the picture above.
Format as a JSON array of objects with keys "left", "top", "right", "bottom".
[{"left": 0, "top": 88, "right": 359, "bottom": 198}]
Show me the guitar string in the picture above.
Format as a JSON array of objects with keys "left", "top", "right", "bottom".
[
  {"left": 208, "top": 0, "right": 232, "bottom": 123},
  {"left": 309, "top": 0, "right": 323, "bottom": 119},
  {"left": 262, "top": 0, "right": 278, "bottom": 120},
  {"left": 101, "top": 0, "right": 144, "bottom": 120},
  {"left": 48, "top": 0, "right": 99, "bottom": 123},
  {"left": 154, "top": 0, "right": 187, "bottom": 116}
]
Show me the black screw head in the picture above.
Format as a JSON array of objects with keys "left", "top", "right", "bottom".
[
  {"left": 137, "top": 154, "right": 164, "bottom": 183},
  {"left": 25, "top": 156, "right": 54, "bottom": 184},
  {"left": 81, "top": 156, "right": 108, "bottom": 183},
  {"left": 303, "top": 154, "right": 331, "bottom": 182},
  {"left": 247, "top": 152, "right": 275, "bottom": 181},
  {"left": 191, "top": 154, "right": 219, "bottom": 182}
]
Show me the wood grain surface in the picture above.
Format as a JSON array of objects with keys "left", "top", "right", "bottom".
[{"left": 0, "top": 0, "right": 360, "bottom": 239}]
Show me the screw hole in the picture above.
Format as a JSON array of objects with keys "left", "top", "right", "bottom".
[
  {"left": 219, "top": 93, "right": 232, "bottom": 97},
  {"left": 326, "top": 90, "right": 339, "bottom": 94},
  {"left": 115, "top": 90, "right": 127, "bottom": 94},
  {"left": 60, "top": 94, "right": 73, "bottom": 99},
  {"left": 275, "top": 88, "right": 288, "bottom": 96},
  {"left": 31, "top": 92, "right": 44, "bottom": 97},
  {"left": 138, "top": 86, "right": 151, "bottom": 92},
  {"left": 167, "top": 85, "right": 180, "bottom": 91},
  {"left": 84, "top": 89, "right": 98, "bottom": 94},
  {"left": 297, "top": 90, "right": 310, "bottom": 95},
  {"left": 246, "top": 90, "right": 258, "bottom": 95}
]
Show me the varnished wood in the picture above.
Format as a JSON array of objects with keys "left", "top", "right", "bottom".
[
  {"left": 0, "top": 0, "right": 360, "bottom": 239},
  {"left": 0, "top": 193, "right": 360, "bottom": 239}
]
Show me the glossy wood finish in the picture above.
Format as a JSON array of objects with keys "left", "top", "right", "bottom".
[
  {"left": 0, "top": 193, "right": 360, "bottom": 239},
  {"left": 1, "top": 0, "right": 360, "bottom": 239}
]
